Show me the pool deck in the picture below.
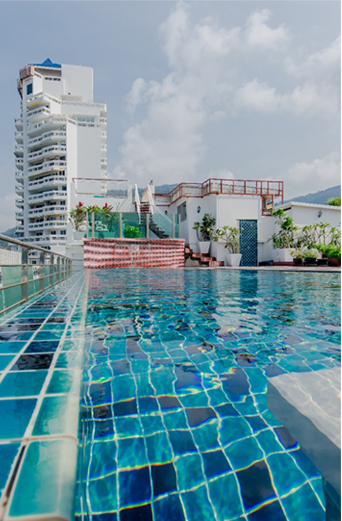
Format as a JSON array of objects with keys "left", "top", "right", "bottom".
[
  {"left": 185, "top": 266, "right": 341, "bottom": 272},
  {"left": 0, "top": 273, "right": 87, "bottom": 521}
]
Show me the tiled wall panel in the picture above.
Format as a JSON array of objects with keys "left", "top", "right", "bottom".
[{"left": 84, "top": 239, "right": 185, "bottom": 269}]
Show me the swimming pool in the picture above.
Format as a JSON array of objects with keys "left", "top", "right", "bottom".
[{"left": 75, "top": 269, "right": 341, "bottom": 521}]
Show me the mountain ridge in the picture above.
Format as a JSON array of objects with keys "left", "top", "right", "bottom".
[{"left": 284, "top": 185, "right": 341, "bottom": 205}]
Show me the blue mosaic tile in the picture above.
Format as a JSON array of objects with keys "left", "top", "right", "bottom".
[
  {"left": 0, "top": 342, "right": 27, "bottom": 354},
  {"left": 174, "top": 453, "right": 204, "bottom": 492},
  {"left": 181, "top": 484, "right": 215, "bottom": 520},
  {"left": 46, "top": 369, "right": 81, "bottom": 395},
  {"left": 0, "top": 355, "right": 15, "bottom": 371},
  {"left": 32, "top": 395, "right": 79, "bottom": 438},
  {"left": 280, "top": 483, "right": 325, "bottom": 521},
  {"left": 0, "top": 399, "right": 36, "bottom": 439},
  {"left": 224, "top": 437, "right": 264, "bottom": 471},
  {"left": 0, "top": 442, "right": 21, "bottom": 494},
  {"left": 209, "top": 473, "right": 245, "bottom": 519},
  {"left": 8, "top": 438, "right": 78, "bottom": 518},
  {"left": 145, "top": 431, "right": 173, "bottom": 464},
  {"left": 117, "top": 437, "right": 147, "bottom": 470},
  {"left": 153, "top": 493, "right": 185, "bottom": 521},
  {"left": 0, "top": 371, "right": 47, "bottom": 398},
  {"left": 118, "top": 466, "right": 151, "bottom": 508}
]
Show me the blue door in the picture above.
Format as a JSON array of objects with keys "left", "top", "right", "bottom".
[{"left": 239, "top": 220, "right": 258, "bottom": 266}]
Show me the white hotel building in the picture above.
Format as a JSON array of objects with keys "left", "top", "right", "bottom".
[{"left": 14, "top": 59, "right": 108, "bottom": 255}]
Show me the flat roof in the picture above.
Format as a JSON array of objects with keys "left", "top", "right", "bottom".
[{"left": 279, "top": 201, "right": 341, "bottom": 211}]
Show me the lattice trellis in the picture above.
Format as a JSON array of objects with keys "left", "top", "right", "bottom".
[{"left": 239, "top": 220, "right": 258, "bottom": 267}]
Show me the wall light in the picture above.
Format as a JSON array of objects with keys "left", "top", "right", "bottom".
[
  {"left": 197, "top": 206, "right": 201, "bottom": 213},
  {"left": 318, "top": 210, "right": 323, "bottom": 218}
]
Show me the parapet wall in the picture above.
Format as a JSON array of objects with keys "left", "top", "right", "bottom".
[{"left": 84, "top": 238, "right": 185, "bottom": 268}]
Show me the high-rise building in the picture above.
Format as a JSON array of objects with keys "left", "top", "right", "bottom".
[{"left": 15, "top": 59, "right": 107, "bottom": 255}]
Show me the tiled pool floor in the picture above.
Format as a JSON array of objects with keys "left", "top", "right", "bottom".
[
  {"left": 76, "top": 269, "right": 341, "bottom": 521},
  {"left": 0, "top": 272, "right": 87, "bottom": 520},
  {"left": 0, "top": 269, "right": 339, "bottom": 521}
]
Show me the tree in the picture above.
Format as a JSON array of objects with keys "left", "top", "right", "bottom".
[{"left": 325, "top": 197, "right": 341, "bottom": 207}]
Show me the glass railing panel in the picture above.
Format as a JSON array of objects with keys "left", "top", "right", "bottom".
[
  {"left": 150, "top": 213, "right": 173, "bottom": 238},
  {"left": 27, "top": 265, "right": 40, "bottom": 297},
  {"left": 88, "top": 213, "right": 121, "bottom": 238},
  {"left": 85, "top": 212, "right": 181, "bottom": 239},
  {"left": 174, "top": 217, "right": 179, "bottom": 239},
  {"left": 0, "top": 267, "right": 22, "bottom": 312},
  {"left": 122, "top": 213, "right": 145, "bottom": 239}
]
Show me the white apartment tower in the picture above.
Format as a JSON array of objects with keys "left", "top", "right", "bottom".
[{"left": 15, "top": 59, "right": 107, "bottom": 254}]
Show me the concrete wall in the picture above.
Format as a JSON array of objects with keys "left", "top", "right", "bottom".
[
  {"left": 61, "top": 64, "right": 93, "bottom": 102},
  {"left": 0, "top": 249, "right": 21, "bottom": 265},
  {"left": 283, "top": 204, "right": 341, "bottom": 229}
]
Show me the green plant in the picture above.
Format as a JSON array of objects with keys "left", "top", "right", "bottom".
[
  {"left": 213, "top": 226, "right": 239, "bottom": 253},
  {"left": 301, "top": 222, "right": 332, "bottom": 248},
  {"left": 70, "top": 202, "right": 117, "bottom": 231},
  {"left": 289, "top": 248, "right": 304, "bottom": 259},
  {"left": 325, "top": 197, "right": 341, "bottom": 207},
  {"left": 320, "top": 244, "right": 341, "bottom": 259},
  {"left": 193, "top": 213, "right": 216, "bottom": 241},
  {"left": 124, "top": 225, "right": 141, "bottom": 238},
  {"left": 269, "top": 209, "right": 299, "bottom": 249},
  {"left": 69, "top": 202, "right": 87, "bottom": 231},
  {"left": 303, "top": 249, "right": 318, "bottom": 259}
]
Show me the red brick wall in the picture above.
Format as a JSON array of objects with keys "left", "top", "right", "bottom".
[{"left": 84, "top": 238, "right": 185, "bottom": 268}]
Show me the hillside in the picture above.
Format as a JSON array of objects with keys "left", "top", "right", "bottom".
[
  {"left": 285, "top": 185, "right": 341, "bottom": 205},
  {"left": 0, "top": 227, "right": 17, "bottom": 248}
]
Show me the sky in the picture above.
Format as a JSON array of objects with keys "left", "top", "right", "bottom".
[{"left": 0, "top": 1, "right": 340, "bottom": 230}]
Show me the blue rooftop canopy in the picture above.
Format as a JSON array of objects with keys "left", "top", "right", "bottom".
[{"left": 32, "top": 58, "right": 61, "bottom": 69}]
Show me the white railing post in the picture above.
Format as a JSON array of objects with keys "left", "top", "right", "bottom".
[
  {"left": 135, "top": 184, "right": 141, "bottom": 223},
  {"left": 147, "top": 185, "right": 154, "bottom": 215}
]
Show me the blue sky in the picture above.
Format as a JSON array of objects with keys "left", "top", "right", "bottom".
[{"left": 0, "top": 1, "right": 340, "bottom": 229}]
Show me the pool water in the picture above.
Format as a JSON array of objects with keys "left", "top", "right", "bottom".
[{"left": 75, "top": 269, "right": 341, "bottom": 521}]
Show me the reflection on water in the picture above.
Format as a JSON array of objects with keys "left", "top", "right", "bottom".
[{"left": 75, "top": 269, "right": 340, "bottom": 521}]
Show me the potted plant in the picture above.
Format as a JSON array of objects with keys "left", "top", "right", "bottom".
[
  {"left": 289, "top": 248, "right": 304, "bottom": 266},
  {"left": 269, "top": 209, "right": 299, "bottom": 262},
  {"left": 220, "top": 226, "right": 241, "bottom": 266},
  {"left": 316, "top": 244, "right": 330, "bottom": 266},
  {"left": 327, "top": 246, "right": 341, "bottom": 266},
  {"left": 303, "top": 249, "right": 318, "bottom": 266},
  {"left": 193, "top": 213, "right": 216, "bottom": 254},
  {"left": 328, "top": 224, "right": 341, "bottom": 266},
  {"left": 69, "top": 202, "right": 87, "bottom": 239}
]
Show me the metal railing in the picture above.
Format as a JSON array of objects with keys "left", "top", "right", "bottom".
[
  {"left": 0, "top": 234, "right": 72, "bottom": 315},
  {"left": 168, "top": 178, "right": 284, "bottom": 205}
]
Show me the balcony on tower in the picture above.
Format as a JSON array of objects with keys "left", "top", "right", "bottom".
[
  {"left": 28, "top": 159, "right": 67, "bottom": 177},
  {"left": 15, "top": 118, "right": 23, "bottom": 131},
  {"left": 14, "top": 144, "right": 24, "bottom": 157},
  {"left": 27, "top": 116, "right": 67, "bottom": 137},
  {"left": 27, "top": 130, "right": 66, "bottom": 150},
  {"left": 28, "top": 174, "right": 67, "bottom": 193}
]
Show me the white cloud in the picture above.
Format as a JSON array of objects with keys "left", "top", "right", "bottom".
[
  {"left": 245, "top": 9, "right": 289, "bottom": 50},
  {"left": 114, "top": 2, "right": 339, "bottom": 186},
  {"left": 234, "top": 79, "right": 281, "bottom": 112},
  {"left": 0, "top": 193, "right": 16, "bottom": 232},
  {"left": 284, "top": 37, "right": 341, "bottom": 78},
  {"left": 286, "top": 153, "right": 341, "bottom": 199}
]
